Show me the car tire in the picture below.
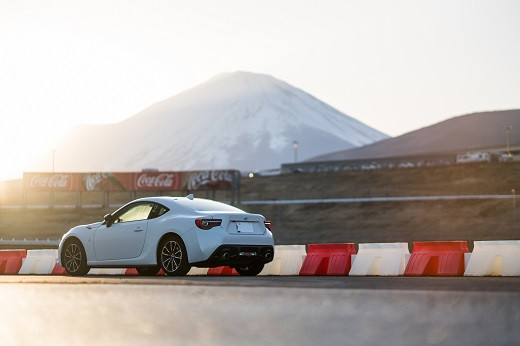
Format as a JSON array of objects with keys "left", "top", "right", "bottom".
[
  {"left": 62, "top": 238, "right": 90, "bottom": 276},
  {"left": 136, "top": 266, "right": 161, "bottom": 276},
  {"left": 158, "top": 235, "right": 191, "bottom": 276},
  {"left": 235, "top": 263, "right": 264, "bottom": 276}
]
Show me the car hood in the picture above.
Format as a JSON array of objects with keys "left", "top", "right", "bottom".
[
  {"left": 85, "top": 221, "right": 103, "bottom": 230},
  {"left": 65, "top": 221, "right": 102, "bottom": 235}
]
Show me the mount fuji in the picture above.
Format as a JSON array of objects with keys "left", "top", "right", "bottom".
[{"left": 42, "top": 72, "right": 388, "bottom": 172}]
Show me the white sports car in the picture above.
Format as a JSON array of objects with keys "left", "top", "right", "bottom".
[{"left": 57, "top": 195, "right": 274, "bottom": 276}]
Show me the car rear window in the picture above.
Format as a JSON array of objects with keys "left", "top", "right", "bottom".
[{"left": 175, "top": 199, "right": 244, "bottom": 212}]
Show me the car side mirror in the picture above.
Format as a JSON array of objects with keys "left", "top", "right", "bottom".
[{"left": 104, "top": 214, "right": 114, "bottom": 227}]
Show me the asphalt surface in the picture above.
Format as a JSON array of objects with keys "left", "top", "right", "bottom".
[
  {"left": 1, "top": 275, "right": 520, "bottom": 292},
  {"left": 0, "top": 276, "right": 519, "bottom": 346}
]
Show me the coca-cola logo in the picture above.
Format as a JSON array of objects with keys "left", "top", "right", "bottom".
[
  {"left": 187, "top": 170, "right": 234, "bottom": 190},
  {"left": 29, "top": 174, "right": 71, "bottom": 189},
  {"left": 85, "top": 173, "right": 111, "bottom": 191},
  {"left": 136, "top": 173, "right": 177, "bottom": 189}
]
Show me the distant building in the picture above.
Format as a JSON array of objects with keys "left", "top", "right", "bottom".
[{"left": 456, "top": 152, "right": 491, "bottom": 164}]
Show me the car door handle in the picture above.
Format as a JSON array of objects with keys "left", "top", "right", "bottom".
[{"left": 134, "top": 229, "right": 144, "bottom": 232}]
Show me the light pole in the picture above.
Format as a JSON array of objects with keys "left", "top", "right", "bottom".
[
  {"left": 513, "top": 188, "right": 516, "bottom": 226},
  {"left": 293, "top": 141, "right": 299, "bottom": 163},
  {"left": 506, "top": 126, "right": 512, "bottom": 156},
  {"left": 438, "top": 204, "right": 444, "bottom": 240}
]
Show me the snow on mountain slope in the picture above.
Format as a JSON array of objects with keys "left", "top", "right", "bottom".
[{"left": 40, "top": 72, "right": 388, "bottom": 172}]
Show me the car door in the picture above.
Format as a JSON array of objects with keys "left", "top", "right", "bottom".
[{"left": 93, "top": 202, "right": 154, "bottom": 261}]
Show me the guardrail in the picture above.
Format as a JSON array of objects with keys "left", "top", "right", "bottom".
[
  {"left": 0, "top": 204, "right": 124, "bottom": 210},
  {"left": 1, "top": 195, "right": 514, "bottom": 208},
  {"left": 241, "top": 194, "right": 517, "bottom": 205},
  {"left": 0, "top": 238, "right": 60, "bottom": 246},
  {"left": 0, "top": 201, "right": 233, "bottom": 210}
]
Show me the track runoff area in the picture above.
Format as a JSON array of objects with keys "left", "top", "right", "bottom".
[{"left": 1, "top": 242, "right": 519, "bottom": 345}]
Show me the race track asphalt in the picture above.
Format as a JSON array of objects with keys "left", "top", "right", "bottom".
[{"left": 0, "top": 276, "right": 519, "bottom": 345}]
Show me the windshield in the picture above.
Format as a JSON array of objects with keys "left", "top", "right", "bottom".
[{"left": 175, "top": 198, "right": 244, "bottom": 212}]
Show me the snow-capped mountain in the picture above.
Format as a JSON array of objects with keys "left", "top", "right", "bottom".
[{"left": 41, "top": 72, "right": 388, "bottom": 172}]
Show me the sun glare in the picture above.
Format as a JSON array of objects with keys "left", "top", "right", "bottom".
[
  {"left": 1, "top": 1, "right": 519, "bottom": 181},
  {"left": 0, "top": 118, "right": 68, "bottom": 181}
]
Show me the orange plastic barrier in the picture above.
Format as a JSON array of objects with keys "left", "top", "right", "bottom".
[
  {"left": 207, "top": 266, "right": 238, "bottom": 276},
  {"left": 0, "top": 250, "right": 27, "bottom": 274},
  {"left": 125, "top": 268, "right": 138, "bottom": 275},
  {"left": 299, "top": 244, "right": 356, "bottom": 276},
  {"left": 404, "top": 241, "right": 469, "bottom": 276},
  {"left": 51, "top": 263, "right": 68, "bottom": 275},
  {"left": 125, "top": 268, "right": 165, "bottom": 275}
]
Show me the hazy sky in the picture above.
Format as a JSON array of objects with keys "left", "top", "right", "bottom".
[{"left": 0, "top": 0, "right": 519, "bottom": 179}]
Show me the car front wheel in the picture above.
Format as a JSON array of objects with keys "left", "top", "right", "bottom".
[
  {"left": 235, "top": 263, "right": 264, "bottom": 276},
  {"left": 158, "top": 235, "right": 191, "bottom": 276},
  {"left": 62, "top": 239, "right": 90, "bottom": 276}
]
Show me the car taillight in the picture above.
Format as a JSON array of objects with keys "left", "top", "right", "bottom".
[
  {"left": 195, "top": 218, "right": 222, "bottom": 230},
  {"left": 264, "top": 221, "right": 272, "bottom": 232}
]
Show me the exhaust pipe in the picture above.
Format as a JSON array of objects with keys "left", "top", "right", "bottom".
[
  {"left": 220, "top": 251, "right": 230, "bottom": 261},
  {"left": 265, "top": 252, "right": 273, "bottom": 261}
]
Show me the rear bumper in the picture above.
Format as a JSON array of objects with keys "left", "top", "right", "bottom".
[{"left": 191, "top": 244, "right": 274, "bottom": 268}]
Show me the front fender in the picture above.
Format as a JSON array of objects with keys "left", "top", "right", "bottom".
[{"left": 57, "top": 226, "right": 96, "bottom": 266}]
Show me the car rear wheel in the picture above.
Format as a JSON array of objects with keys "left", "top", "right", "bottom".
[
  {"left": 62, "top": 239, "right": 90, "bottom": 276},
  {"left": 235, "top": 263, "right": 264, "bottom": 276},
  {"left": 136, "top": 266, "right": 160, "bottom": 276},
  {"left": 158, "top": 235, "right": 191, "bottom": 276}
]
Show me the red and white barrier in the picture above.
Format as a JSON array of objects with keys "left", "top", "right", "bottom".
[
  {"left": 404, "top": 241, "right": 469, "bottom": 276},
  {"left": 207, "top": 266, "right": 238, "bottom": 275},
  {"left": 89, "top": 268, "right": 127, "bottom": 275},
  {"left": 18, "top": 249, "right": 58, "bottom": 274},
  {"left": 299, "top": 244, "right": 356, "bottom": 276},
  {"left": 52, "top": 263, "right": 67, "bottom": 275},
  {"left": 260, "top": 245, "right": 306, "bottom": 275},
  {"left": 349, "top": 243, "right": 409, "bottom": 276},
  {"left": 464, "top": 240, "right": 520, "bottom": 276},
  {"left": 2, "top": 239, "right": 518, "bottom": 277},
  {"left": 124, "top": 268, "right": 166, "bottom": 275},
  {"left": 0, "top": 249, "right": 27, "bottom": 274},
  {"left": 188, "top": 267, "right": 209, "bottom": 275}
]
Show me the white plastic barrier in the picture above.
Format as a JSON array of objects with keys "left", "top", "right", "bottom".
[
  {"left": 88, "top": 268, "right": 127, "bottom": 275},
  {"left": 464, "top": 253, "right": 471, "bottom": 269},
  {"left": 464, "top": 240, "right": 520, "bottom": 276},
  {"left": 18, "top": 249, "right": 58, "bottom": 274},
  {"left": 260, "top": 245, "right": 307, "bottom": 275},
  {"left": 188, "top": 267, "right": 209, "bottom": 275},
  {"left": 349, "top": 243, "right": 410, "bottom": 276}
]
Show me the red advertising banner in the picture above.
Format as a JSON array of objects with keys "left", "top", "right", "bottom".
[
  {"left": 82, "top": 173, "right": 134, "bottom": 191},
  {"left": 133, "top": 172, "right": 181, "bottom": 191},
  {"left": 24, "top": 173, "right": 82, "bottom": 191},
  {"left": 182, "top": 170, "right": 238, "bottom": 190},
  {"left": 24, "top": 170, "right": 239, "bottom": 192}
]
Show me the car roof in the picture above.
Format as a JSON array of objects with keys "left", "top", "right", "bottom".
[
  {"left": 131, "top": 196, "right": 187, "bottom": 207},
  {"left": 130, "top": 196, "right": 243, "bottom": 213}
]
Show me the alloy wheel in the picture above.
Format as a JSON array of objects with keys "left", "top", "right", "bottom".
[
  {"left": 161, "top": 240, "right": 182, "bottom": 273},
  {"left": 64, "top": 243, "right": 82, "bottom": 273}
]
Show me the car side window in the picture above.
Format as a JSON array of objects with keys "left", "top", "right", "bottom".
[
  {"left": 113, "top": 203, "right": 154, "bottom": 224},
  {"left": 148, "top": 203, "right": 170, "bottom": 219}
]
